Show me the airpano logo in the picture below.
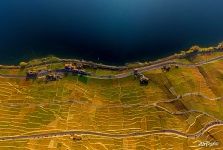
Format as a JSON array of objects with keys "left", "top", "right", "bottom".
[{"left": 198, "top": 141, "right": 219, "bottom": 147}]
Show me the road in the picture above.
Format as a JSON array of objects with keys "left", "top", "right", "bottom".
[
  {"left": 0, "top": 74, "right": 25, "bottom": 79},
  {"left": 0, "top": 121, "right": 222, "bottom": 141},
  {"left": 1, "top": 55, "right": 223, "bottom": 80},
  {"left": 89, "top": 55, "right": 223, "bottom": 79}
]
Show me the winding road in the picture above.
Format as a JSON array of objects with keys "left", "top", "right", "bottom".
[
  {"left": 0, "top": 91, "right": 222, "bottom": 141},
  {"left": 0, "top": 121, "right": 222, "bottom": 141},
  {"left": 1, "top": 55, "right": 223, "bottom": 80},
  {"left": 88, "top": 55, "right": 223, "bottom": 79}
]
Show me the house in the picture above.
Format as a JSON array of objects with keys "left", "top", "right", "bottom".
[
  {"left": 26, "top": 70, "right": 38, "bottom": 80},
  {"left": 46, "top": 73, "right": 63, "bottom": 81},
  {"left": 64, "top": 63, "right": 90, "bottom": 76},
  {"left": 133, "top": 69, "right": 149, "bottom": 85},
  {"left": 76, "top": 63, "right": 83, "bottom": 69},
  {"left": 133, "top": 69, "right": 139, "bottom": 77},
  {"left": 64, "top": 63, "right": 74, "bottom": 71},
  {"left": 37, "top": 70, "right": 48, "bottom": 76},
  {"left": 140, "top": 75, "right": 149, "bottom": 85},
  {"left": 70, "top": 134, "right": 82, "bottom": 141},
  {"left": 162, "top": 65, "right": 171, "bottom": 72},
  {"left": 175, "top": 65, "right": 179, "bottom": 69}
]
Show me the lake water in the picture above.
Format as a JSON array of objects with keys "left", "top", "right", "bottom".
[{"left": 0, "top": 0, "right": 223, "bottom": 65}]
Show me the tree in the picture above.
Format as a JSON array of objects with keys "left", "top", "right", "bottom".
[
  {"left": 217, "top": 42, "right": 223, "bottom": 49},
  {"left": 19, "top": 62, "right": 28, "bottom": 69}
]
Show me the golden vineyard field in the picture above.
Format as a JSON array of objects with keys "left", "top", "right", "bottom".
[{"left": 0, "top": 49, "right": 223, "bottom": 149}]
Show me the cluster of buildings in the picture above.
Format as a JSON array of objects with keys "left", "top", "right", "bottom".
[
  {"left": 26, "top": 70, "right": 63, "bottom": 81},
  {"left": 64, "top": 63, "right": 89, "bottom": 76},
  {"left": 133, "top": 69, "right": 149, "bottom": 85},
  {"left": 161, "top": 65, "right": 171, "bottom": 72},
  {"left": 26, "top": 63, "right": 89, "bottom": 82},
  {"left": 161, "top": 65, "right": 179, "bottom": 72}
]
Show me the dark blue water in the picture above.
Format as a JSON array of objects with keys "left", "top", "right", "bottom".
[{"left": 0, "top": 0, "right": 223, "bottom": 65}]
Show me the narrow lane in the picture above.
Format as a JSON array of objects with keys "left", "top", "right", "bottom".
[{"left": 0, "top": 121, "right": 222, "bottom": 141}]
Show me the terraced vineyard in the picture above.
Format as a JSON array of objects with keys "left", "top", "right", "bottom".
[{"left": 1, "top": 52, "right": 223, "bottom": 149}]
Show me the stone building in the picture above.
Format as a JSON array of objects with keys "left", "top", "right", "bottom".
[
  {"left": 26, "top": 70, "right": 38, "bottom": 80},
  {"left": 139, "top": 75, "right": 149, "bottom": 85}
]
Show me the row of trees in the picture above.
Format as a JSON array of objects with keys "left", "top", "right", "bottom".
[{"left": 178, "top": 42, "right": 223, "bottom": 58}]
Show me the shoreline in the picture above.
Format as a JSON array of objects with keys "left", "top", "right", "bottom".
[{"left": 0, "top": 42, "right": 222, "bottom": 70}]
